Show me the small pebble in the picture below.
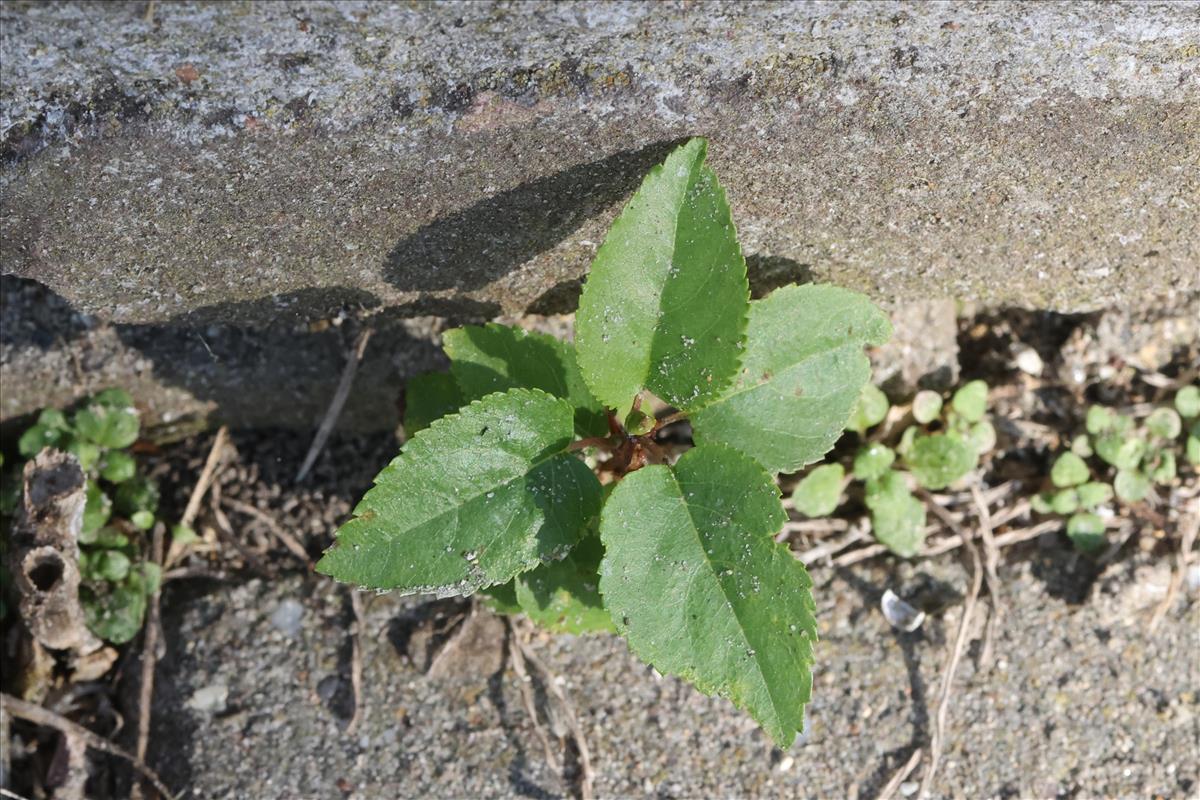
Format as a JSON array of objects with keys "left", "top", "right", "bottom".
[
  {"left": 187, "top": 684, "right": 229, "bottom": 714},
  {"left": 777, "top": 755, "right": 795, "bottom": 772},
  {"left": 1014, "top": 346, "right": 1044, "bottom": 376},
  {"left": 1186, "top": 564, "right": 1200, "bottom": 592},
  {"left": 900, "top": 780, "right": 920, "bottom": 796},
  {"left": 269, "top": 599, "right": 305, "bottom": 638}
]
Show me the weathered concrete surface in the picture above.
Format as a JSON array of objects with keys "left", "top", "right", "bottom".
[
  {"left": 2, "top": 0, "right": 1199, "bottom": 328},
  {"left": 147, "top": 550, "right": 1200, "bottom": 799}
]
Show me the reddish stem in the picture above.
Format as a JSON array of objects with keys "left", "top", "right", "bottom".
[
  {"left": 654, "top": 410, "right": 688, "bottom": 431},
  {"left": 568, "top": 436, "right": 617, "bottom": 453}
]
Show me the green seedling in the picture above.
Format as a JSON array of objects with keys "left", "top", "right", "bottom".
[
  {"left": 7, "top": 390, "right": 161, "bottom": 644},
  {"left": 318, "top": 138, "right": 891, "bottom": 748},
  {"left": 792, "top": 379, "right": 995, "bottom": 557},
  {"left": 1038, "top": 384, "right": 1197, "bottom": 553}
]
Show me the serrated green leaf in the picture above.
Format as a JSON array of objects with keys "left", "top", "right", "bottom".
[
  {"left": 911, "top": 390, "right": 943, "bottom": 424},
  {"left": 1077, "top": 482, "right": 1113, "bottom": 510},
  {"left": 445, "top": 324, "right": 607, "bottom": 437},
  {"left": 897, "top": 426, "right": 918, "bottom": 457},
  {"left": 402, "top": 372, "right": 463, "bottom": 435},
  {"left": 1095, "top": 434, "right": 1146, "bottom": 471},
  {"left": 865, "top": 471, "right": 926, "bottom": 558},
  {"left": 691, "top": 285, "right": 891, "bottom": 474},
  {"left": 514, "top": 535, "right": 612, "bottom": 634},
  {"left": 1114, "top": 469, "right": 1150, "bottom": 502},
  {"left": 1031, "top": 492, "right": 1054, "bottom": 514},
  {"left": 791, "top": 463, "right": 844, "bottom": 517},
  {"left": 575, "top": 138, "right": 749, "bottom": 417},
  {"left": 1051, "top": 452, "right": 1090, "bottom": 488},
  {"left": 1187, "top": 434, "right": 1200, "bottom": 465},
  {"left": 906, "top": 433, "right": 975, "bottom": 490},
  {"left": 853, "top": 443, "right": 895, "bottom": 481},
  {"left": 318, "top": 389, "right": 603, "bottom": 594},
  {"left": 599, "top": 444, "right": 816, "bottom": 748},
  {"left": 1145, "top": 407, "right": 1182, "bottom": 440},
  {"left": 950, "top": 380, "right": 988, "bottom": 423},
  {"left": 1175, "top": 385, "right": 1200, "bottom": 419},
  {"left": 847, "top": 383, "right": 891, "bottom": 435},
  {"left": 1066, "top": 512, "right": 1106, "bottom": 554}
]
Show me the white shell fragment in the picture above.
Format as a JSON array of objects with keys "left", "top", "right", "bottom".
[
  {"left": 1014, "top": 346, "right": 1045, "bottom": 376},
  {"left": 881, "top": 589, "right": 926, "bottom": 632}
]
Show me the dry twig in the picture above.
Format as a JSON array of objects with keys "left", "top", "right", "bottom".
[
  {"left": 1, "top": 693, "right": 176, "bottom": 800},
  {"left": 167, "top": 426, "right": 229, "bottom": 570},
  {"left": 969, "top": 484, "right": 1004, "bottom": 667},
  {"left": 506, "top": 619, "right": 561, "bottom": 773},
  {"left": 131, "top": 524, "right": 165, "bottom": 800},
  {"left": 510, "top": 620, "right": 595, "bottom": 800},
  {"left": 208, "top": 483, "right": 269, "bottom": 575},
  {"left": 780, "top": 517, "right": 851, "bottom": 537},
  {"left": 829, "top": 519, "right": 1060, "bottom": 568},
  {"left": 296, "top": 328, "right": 373, "bottom": 482},
  {"left": 877, "top": 747, "right": 923, "bottom": 800},
  {"left": 1150, "top": 504, "right": 1199, "bottom": 631},
  {"left": 221, "top": 497, "right": 310, "bottom": 565},
  {"left": 796, "top": 525, "right": 869, "bottom": 564},
  {"left": 181, "top": 427, "right": 229, "bottom": 529},
  {"left": 345, "top": 590, "right": 367, "bottom": 735},
  {"left": 162, "top": 566, "right": 233, "bottom": 583},
  {"left": 918, "top": 518, "right": 984, "bottom": 799}
]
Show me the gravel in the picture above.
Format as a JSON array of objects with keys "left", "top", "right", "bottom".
[{"left": 144, "top": 538, "right": 1198, "bottom": 799}]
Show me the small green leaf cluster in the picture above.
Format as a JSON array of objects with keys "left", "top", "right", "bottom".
[
  {"left": 11, "top": 390, "right": 163, "bottom": 643},
  {"left": 1036, "top": 385, "right": 1199, "bottom": 554},
  {"left": 793, "top": 381, "right": 994, "bottom": 558},
  {"left": 318, "top": 139, "right": 891, "bottom": 747}
]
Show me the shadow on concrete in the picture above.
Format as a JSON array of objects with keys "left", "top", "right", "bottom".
[
  {"left": 745, "top": 253, "right": 813, "bottom": 298},
  {"left": 1, "top": 276, "right": 500, "bottom": 434},
  {"left": 382, "top": 138, "right": 688, "bottom": 293}
]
